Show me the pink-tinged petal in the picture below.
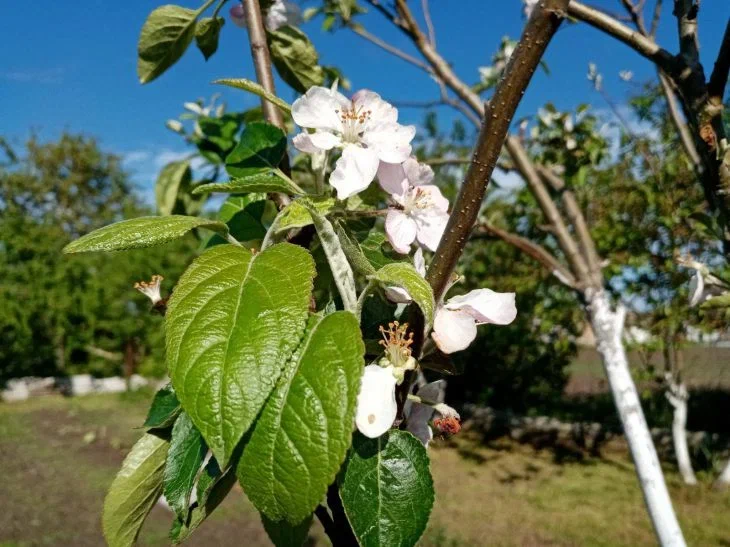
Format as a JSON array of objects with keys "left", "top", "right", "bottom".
[
  {"left": 293, "top": 132, "right": 324, "bottom": 154},
  {"left": 444, "top": 288, "right": 517, "bottom": 325},
  {"left": 329, "top": 145, "right": 379, "bottom": 199},
  {"left": 385, "top": 209, "right": 417, "bottom": 254},
  {"left": 291, "top": 86, "right": 344, "bottom": 133},
  {"left": 352, "top": 89, "right": 398, "bottom": 125},
  {"left": 414, "top": 210, "right": 449, "bottom": 252},
  {"left": 403, "top": 157, "right": 434, "bottom": 186},
  {"left": 417, "top": 184, "right": 449, "bottom": 213},
  {"left": 377, "top": 161, "right": 408, "bottom": 195},
  {"left": 308, "top": 130, "right": 341, "bottom": 151},
  {"left": 362, "top": 122, "right": 416, "bottom": 164},
  {"left": 405, "top": 380, "right": 445, "bottom": 446},
  {"left": 356, "top": 364, "right": 398, "bottom": 438},
  {"left": 384, "top": 285, "right": 412, "bottom": 304},
  {"left": 229, "top": 4, "right": 247, "bottom": 27},
  {"left": 431, "top": 308, "right": 477, "bottom": 354},
  {"left": 413, "top": 248, "right": 426, "bottom": 277}
]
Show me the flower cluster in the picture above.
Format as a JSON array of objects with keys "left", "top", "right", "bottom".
[{"left": 288, "top": 84, "right": 518, "bottom": 443}]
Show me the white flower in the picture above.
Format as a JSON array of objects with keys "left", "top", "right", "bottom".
[
  {"left": 619, "top": 70, "right": 634, "bottom": 82},
  {"left": 565, "top": 137, "right": 577, "bottom": 150},
  {"left": 355, "top": 364, "right": 398, "bottom": 438},
  {"left": 432, "top": 289, "right": 517, "bottom": 354},
  {"left": 379, "top": 158, "right": 449, "bottom": 254},
  {"left": 292, "top": 86, "right": 415, "bottom": 199},
  {"left": 134, "top": 275, "right": 164, "bottom": 305},
  {"left": 384, "top": 248, "right": 426, "bottom": 303},
  {"left": 229, "top": 0, "right": 301, "bottom": 31}
]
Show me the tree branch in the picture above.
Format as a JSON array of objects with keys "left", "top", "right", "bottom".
[
  {"left": 242, "top": 0, "right": 290, "bottom": 209},
  {"left": 419, "top": 0, "right": 570, "bottom": 302},
  {"left": 347, "top": 23, "right": 434, "bottom": 75},
  {"left": 421, "top": 0, "right": 437, "bottom": 47},
  {"left": 475, "top": 222, "right": 578, "bottom": 289},
  {"left": 707, "top": 19, "right": 730, "bottom": 108},
  {"left": 536, "top": 164, "right": 603, "bottom": 287}
]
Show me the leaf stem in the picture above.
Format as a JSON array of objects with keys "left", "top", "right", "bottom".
[
  {"left": 225, "top": 233, "right": 243, "bottom": 247},
  {"left": 273, "top": 168, "right": 306, "bottom": 194}
]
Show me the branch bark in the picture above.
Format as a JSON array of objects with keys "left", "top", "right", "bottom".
[{"left": 418, "top": 0, "right": 571, "bottom": 301}]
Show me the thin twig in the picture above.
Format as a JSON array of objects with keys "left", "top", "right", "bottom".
[
  {"left": 347, "top": 23, "right": 434, "bottom": 74},
  {"left": 649, "top": 0, "right": 663, "bottom": 38},
  {"left": 421, "top": 0, "right": 437, "bottom": 47}
]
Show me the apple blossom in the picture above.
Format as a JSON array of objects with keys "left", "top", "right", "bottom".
[
  {"left": 378, "top": 158, "right": 449, "bottom": 254},
  {"left": 404, "top": 380, "right": 445, "bottom": 446},
  {"left": 431, "top": 289, "right": 517, "bottom": 354},
  {"left": 355, "top": 364, "right": 398, "bottom": 438},
  {"left": 229, "top": 0, "right": 301, "bottom": 31},
  {"left": 134, "top": 275, "right": 164, "bottom": 305},
  {"left": 291, "top": 85, "right": 415, "bottom": 199}
]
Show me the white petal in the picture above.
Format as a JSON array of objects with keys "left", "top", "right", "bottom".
[
  {"left": 444, "top": 288, "right": 517, "bottom": 325},
  {"left": 377, "top": 161, "right": 408, "bottom": 195},
  {"left": 414, "top": 210, "right": 449, "bottom": 252},
  {"left": 352, "top": 89, "right": 398, "bottom": 126},
  {"left": 362, "top": 122, "right": 416, "bottom": 164},
  {"left": 416, "top": 184, "right": 449, "bottom": 213},
  {"left": 356, "top": 365, "right": 398, "bottom": 438},
  {"left": 413, "top": 248, "right": 426, "bottom": 277},
  {"left": 385, "top": 209, "right": 417, "bottom": 254},
  {"left": 265, "top": 0, "right": 302, "bottom": 31},
  {"left": 384, "top": 285, "right": 412, "bottom": 304},
  {"left": 293, "top": 132, "right": 325, "bottom": 154},
  {"left": 291, "top": 86, "right": 344, "bottom": 133},
  {"left": 431, "top": 308, "right": 477, "bottom": 354},
  {"left": 688, "top": 270, "right": 704, "bottom": 307},
  {"left": 308, "top": 130, "right": 341, "bottom": 151},
  {"left": 403, "top": 157, "right": 434, "bottom": 186},
  {"left": 329, "top": 145, "right": 380, "bottom": 199}
]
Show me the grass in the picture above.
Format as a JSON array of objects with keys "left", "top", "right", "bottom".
[{"left": 2, "top": 392, "right": 729, "bottom": 546}]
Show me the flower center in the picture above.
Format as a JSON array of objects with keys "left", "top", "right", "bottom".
[
  {"left": 335, "top": 104, "right": 371, "bottom": 144},
  {"left": 403, "top": 187, "right": 433, "bottom": 214},
  {"left": 378, "top": 321, "right": 414, "bottom": 369}
]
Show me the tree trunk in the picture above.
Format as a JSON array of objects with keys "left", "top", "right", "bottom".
[
  {"left": 715, "top": 458, "right": 730, "bottom": 489},
  {"left": 666, "top": 381, "right": 698, "bottom": 485},
  {"left": 587, "top": 289, "right": 686, "bottom": 547}
]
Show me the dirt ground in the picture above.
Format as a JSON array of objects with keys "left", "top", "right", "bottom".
[{"left": 1, "top": 393, "right": 729, "bottom": 546}]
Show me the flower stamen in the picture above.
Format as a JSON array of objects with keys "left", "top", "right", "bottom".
[{"left": 378, "top": 321, "right": 415, "bottom": 370}]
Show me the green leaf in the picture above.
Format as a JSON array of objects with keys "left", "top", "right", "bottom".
[
  {"left": 163, "top": 412, "right": 207, "bottom": 520},
  {"left": 219, "top": 193, "right": 267, "bottom": 222},
  {"left": 701, "top": 292, "right": 730, "bottom": 309},
  {"left": 63, "top": 216, "right": 228, "bottom": 254},
  {"left": 237, "top": 312, "right": 364, "bottom": 523},
  {"left": 103, "top": 433, "right": 170, "bottom": 547},
  {"left": 193, "top": 172, "right": 304, "bottom": 195},
  {"left": 170, "top": 465, "right": 237, "bottom": 543},
  {"left": 166, "top": 243, "right": 315, "bottom": 465},
  {"left": 267, "top": 26, "right": 325, "bottom": 93},
  {"left": 360, "top": 232, "right": 406, "bottom": 270},
  {"left": 144, "top": 384, "right": 181, "bottom": 429},
  {"left": 195, "top": 17, "right": 224, "bottom": 60},
  {"left": 214, "top": 78, "right": 292, "bottom": 114},
  {"left": 301, "top": 200, "right": 357, "bottom": 312},
  {"left": 225, "top": 122, "right": 287, "bottom": 179},
  {"left": 334, "top": 219, "right": 376, "bottom": 276},
  {"left": 339, "top": 431, "right": 434, "bottom": 547},
  {"left": 206, "top": 194, "right": 274, "bottom": 248},
  {"left": 156, "top": 160, "right": 191, "bottom": 216},
  {"left": 274, "top": 197, "right": 337, "bottom": 233},
  {"left": 371, "top": 263, "right": 435, "bottom": 327},
  {"left": 137, "top": 5, "right": 198, "bottom": 84},
  {"left": 261, "top": 513, "right": 313, "bottom": 547}
]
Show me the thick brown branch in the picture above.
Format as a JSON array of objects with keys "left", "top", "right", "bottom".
[
  {"left": 476, "top": 223, "right": 578, "bottom": 289},
  {"left": 536, "top": 165, "right": 603, "bottom": 287},
  {"left": 708, "top": 19, "right": 730, "bottom": 107},
  {"left": 419, "top": 0, "right": 570, "bottom": 302}
]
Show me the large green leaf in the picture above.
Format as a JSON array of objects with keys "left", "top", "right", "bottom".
[
  {"left": 267, "top": 26, "right": 325, "bottom": 93},
  {"left": 195, "top": 16, "right": 224, "bottom": 60},
  {"left": 274, "top": 197, "right": 336, "bottom": 233},
  {"left": 237, "top": 312, "right": 364, "bottom": 523},
  {"left": 192, "top": 172, "right": 304, "bottom": 196},
  {"left": 204, "top": 194, "right": 273, "bottom": 249},
  {"left": 63, "top": 216, "right": 228, "bottom": 254},
  {"left": 301, "top": 200, "right": 357, "bottom": 313},
  {"left": 156, "top": 160, "right": 191, "bottom": 216},
  {"left": 225, "top": 122, "right": 287, "bottom": 179},
  {"left": 339, "top": 431, "right": 434, "bottom": 547},
  {"left": 261, "top": 513, "right": 313, "bottom": 547},
  {"left": 163, "top": 412, "right": 207, "bottom": 520},
  {"left": 144, "top": 384, "right": 181, "bottom": 429},
  {"left": 170, "top": 465, "right": 237, "bottom": 543},
  {"left": 137, "top": 5, "right": 198, "bottom": 84},
  {"left": 334, "top": 219, "right": 376, "bottom": 276},
  {"left": 214, "top": 78, "right": 292, "bottom": 114},
  {"left": 166, "top": 243, "right": 315, "bottom": 465},
  {"left": 102, "top": 433, "right": 170, "bottom": 547},
  {"left": 371, "top": 263, "right": 435, "bottom": 328}
]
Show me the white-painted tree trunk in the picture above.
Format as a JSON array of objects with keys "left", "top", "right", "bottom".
[
  {"left": 714, "top": 458, "right": 730, "bottom": 489},
  {"left": 587, "top": 289, "right": 686, "bottom": 547},
  {"left": 665, "top": 379, "right": 698, "bottom": 485}
]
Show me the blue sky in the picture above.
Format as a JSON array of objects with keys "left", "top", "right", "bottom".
[{"left": 1, "top": 0, "right": 727, "bottom": 196}]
